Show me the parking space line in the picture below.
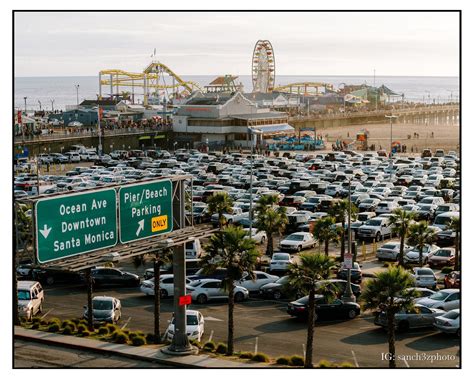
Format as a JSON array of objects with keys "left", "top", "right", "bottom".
[
  {"left": 121, "top": 317, "right": 132, "bottom": 329},
  {"left": 254, "top": 337, "right": 258, "bottom": 354},
  {"left": 403, "top": 358, "right": 410, "bottom": 368},
  {"left": 351, "top": 350, "right": 360, "bottom": 367},
  {"left": 40, "top": 309, "right": 53, "bottom": 319},
  {"left": 302, "top": 344, "right": 305, "bottom": 360},
  {"left": 208, "top": 330, "right": 214, "bottom": 342}
]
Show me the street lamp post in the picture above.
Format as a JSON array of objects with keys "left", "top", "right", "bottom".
[
  {"left": 38, "top": 100, "right": 42, "bottom": 111},
  {"left": 385, "top": 115, "right": 398, "bottom": 181},
  {"left": 51, "top": 99, "right": 55, "bottom": 112},
  {"left": 23, "top": 97, "right": 27, "bottom": 114},
  {"left": 248, "top": 128, "right": 254, "bottom": 238},
  {"left": 75, "top": 84, "right": 80, "bottom": 107}
]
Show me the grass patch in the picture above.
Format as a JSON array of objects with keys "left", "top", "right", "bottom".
[
  {"left": 340, "top": 361, "right": 355, "bottom": 367},
  {"left": 318, "top": 359, "right": 333, "bottom": 367}
]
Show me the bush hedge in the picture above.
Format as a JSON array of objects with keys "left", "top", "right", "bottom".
[
  {"left": 203, "top": 341, "right": 216, "bottom": 352},
  {"left": 131, "top": 335, "right": 146, "bottom": 346},
  {"left": 97, "top": 326, "right": 109, "bottom": 335},
  {"left": 276, "top": 356, "right": 291, "bottom": 365},
  {"left": 112, "top": 331, "right": 128, "bottom": 344},
  {"left": 289, "top": 355, "right": 305, "bottom": 366},
  {"left": 62, "top": 326, "right": 73, "bottom": 335},
  {"left": 48, "top": 323, "right": 60, "bottom": 332},
  {"left": 215, "top": 343, "right": 227, "bottom": 354},
  {"left": 145, "top": 333, "right": 156, "bottom": 344},
  {"left": 441, "top": 266, "right": 454, "bottom": 274},
  {"left": 239, "top": 351, "right": 254, "bottom": 359},
  {"left": 251, "top": 353, "right": 270, "bottom": 363}
]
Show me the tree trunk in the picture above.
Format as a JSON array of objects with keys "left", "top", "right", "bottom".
[
  {"left": 454, "top": 231, "right": 459, "bottom": 271},
  {"left": 266, "top": 233, "right": 274, "bottom": 255},
  {"left": 324, "top": 239, "right": 329, "bottom": 256},
  {"left": 85, "top": 268, "right": 94, "bottom": 331},
  {"left": 418, "top": 243, "right": 423, "bottom": 266},
  {"left": 227, "top": 281, "right": 235, "bottom": 355},
  {"left": 398, "top": 233, "right": 405, "bottom": 267},
  {"left": 304, "top": 288, "right": 316, "bottom": 368},
  {"left": 154, "top": 257, "right": 161, "bottom": 343},
  {"left": 387, "top": 309, "right": 397, "bottom": 368}
]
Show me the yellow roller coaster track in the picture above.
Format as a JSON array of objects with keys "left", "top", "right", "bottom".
[{"left": 273, "top": 82, "right": 335, "bottom": 95}]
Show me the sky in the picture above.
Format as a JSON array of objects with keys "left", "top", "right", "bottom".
[{"left": 14, "top": 11, "right": 460, "bottom": 77}]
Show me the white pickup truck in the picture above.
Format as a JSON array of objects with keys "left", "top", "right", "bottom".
[{"left": 357, "top": 217, "right": 394, "bottom": 242}]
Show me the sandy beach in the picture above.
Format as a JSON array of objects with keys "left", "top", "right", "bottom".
[{"left": 310, "top": 122, "right": 460, "bottom": 153}]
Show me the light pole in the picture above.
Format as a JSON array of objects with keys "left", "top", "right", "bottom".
[
  {"left": 23, "top": 96, "right": 27, "bottom": 114},
  {"left": 51, "top": 99, "right": 55, "bottom": 112},
  {"left": 248, "top": 128, "right": 254, "bottom": 238},
  {"left": 75, "top": 84, "right": 80, "bottom": 106},
  {"left": 38, "top": 100, "right": 42, "bottom": 111},
  {"left": 425, "top": 91, "right": 431, "bottom": 105},
  {"left": 385, "top": 115, "right": 398, "bottom": 180}
]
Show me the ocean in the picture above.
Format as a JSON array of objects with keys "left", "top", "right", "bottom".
[{"left": 14, "top": 75, "right": 459, "bottom": 112}]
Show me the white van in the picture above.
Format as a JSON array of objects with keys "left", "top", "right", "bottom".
[
  {"left": 185, "top": 239, "right": 202, "bottom": 259},
  {"left": 18, "top": 281, "right": 44, "bottom": 321}
]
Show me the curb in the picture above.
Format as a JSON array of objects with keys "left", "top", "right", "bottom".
[{"left": 14, "top": 329, "right": 205, "bottom": 368}]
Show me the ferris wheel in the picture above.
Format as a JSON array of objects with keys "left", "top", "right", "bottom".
[{"left": 251, "top": 40, "right": 275, "bottom": 93}]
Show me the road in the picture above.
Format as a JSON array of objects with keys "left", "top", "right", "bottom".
[
  {"left": 38, "top": 278, "right": 460, "bottom": 368},
  {"left": 14, "top": 339, "right": 172, "bottom": 368}
]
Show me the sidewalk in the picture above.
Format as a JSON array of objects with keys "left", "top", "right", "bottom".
[{"left": 14, "top": 326, "right": 267, "bottom": 368}]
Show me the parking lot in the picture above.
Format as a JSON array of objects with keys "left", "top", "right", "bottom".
[{"left": 15, "top": 146, "right": 460, "bottom": 367}]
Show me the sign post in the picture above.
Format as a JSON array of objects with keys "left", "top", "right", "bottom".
[
  {"left": 35, "top": 189, "right": 118, "bottom": 263},
  {"left": 119, "top": 180, "right": 173, "bottom": 244}
]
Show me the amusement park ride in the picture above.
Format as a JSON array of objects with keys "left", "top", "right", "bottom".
[{"left": 98, "top": 40, "right": 335, "bottom": 104}]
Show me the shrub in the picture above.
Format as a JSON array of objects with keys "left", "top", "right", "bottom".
[
  {"left": 203, "top": 341, "right": 216, "bottom": 352},
  {"left": 70, "top": 318, "right": 81, "bottom": 326},
  {"left": 276, "top": 356, "right": 291, "bottom": 365},
  {"left": 289, "top": 355, "right": 305, "bottom": 366},
  {"left": 77, "top": 324, "right": 87, "bottom": 334},
  {"left": 31, "top": 322, "right": 40, "bottom": 330},
  {"left": 106, "top": 323, "right": 117, "bottom": 334},
  {"left": 48, "top": 318, "right": 61, "bottom": 325},
  {"left": 145, "top": 333, "right": 156, "bottom": 344},
  {"left": 98, "top": 326, "right": 109, "bottom": 335},
  {"left": 251, "top": 353, "right": 270, "bottom": 363},
  {"left": 40, "top": 320, "right": 48, "bottom": 326},
  {"left": 62, "top": 326, "right": 73, "bottom": 335},
  {"left": 81, "top": 331, "right": 90, "bottom": 337},
  {"left": 32, "top": 316, "right": 42, "bottom": 323},
  {"left": 215, "top": 343, "right": 227, "bottom": 354},
  {"left": 340, "top": 361, "right": 355, "bottom": 368},
  {"left": 48, "top": 323, "right": 60, "bottom": 332},
  {"left": 190, "top": 339, "right": 202, "bottom": 349},
  {"left": 318, "top": 359, "right": 333, "bottom": 367},
  {"left": 239, "top": 351, "right": 253, "bottom": 359},
  {"left": 113, "top": 331, "right": 128, "bottom": 344},
  {"left": 128, "top": 332, "right": 138, "bottom": 339},
  {"left": 441, "top": 266, "right": 454, "bottom": 274},
  {"left": 131, "top": 335, "right": 146, "bottom": 346}
]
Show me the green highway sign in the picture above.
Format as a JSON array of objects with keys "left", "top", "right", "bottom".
[
  {"left": 35, "top": 189, "right": 118, "bottom": 263},
  {"left": 119, "top": 180, "right": 173, "bottom": 244}
]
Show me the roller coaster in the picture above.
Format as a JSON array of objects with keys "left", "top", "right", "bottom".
[{"left": 99, "top": 61, "right": 203, "bottom": 105}]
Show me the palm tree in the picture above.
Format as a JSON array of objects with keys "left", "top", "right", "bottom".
[
  {"left": 312, "top": 216, "right": 339, "bottom": 256},
  {"left": 329, "top": 199, "right": 358, "bottom": 260},
  {"left": 201, "top": 226, "right": 259, "bottom": 355},
  {"left": 255, "top": 205, "right": 288, "bottom": 255},
  {"left": 446, "top": 217, "right": 460, "bottom": 270},
  {"left": 288, "top": 253, "right": 336, "bottom": 368},
  {"left": 152, "top": 248, "right": 173, "bottom": 343},
  {"left": 389, "top": 209, "right": 415, "bottom": 266},
  {"left": 407, "top": 221, "right": 437, "bottom": 266},
  {"left": 361, "top": 265, "right": 417, "bottom": 368},
  {"left": 207, "top": 192, "right": 233, "bottom": 229}
]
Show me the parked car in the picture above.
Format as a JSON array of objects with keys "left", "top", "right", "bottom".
[
  {"left": 140, "top": 274, "right": 193, "bottom": 297},
  {"left": 357, "top": 217, "right": 393, "bottom": 241},
  {"left": 428, "top": 248, "right": 455, "bottom": 268},
  {"left": 187, "top": 278, "right": 249, "bottom": 304},
  {"left": 83, "top": 296, "right": 121, "bottom": 324},
  {"left": 316, "top": 279, "right": 361, "bottom": 298},
  {"left": 269, "top": 252, "right": 295, "bottom": 272},
  {"left": 404, "top": 244, "right": 440, "bottom": 265},
  {"left": 412, "top": 267, "right": 437, "bottom": 289},
  {"left": 236, "top": 271, "right": 279, "bottom": 292},
  {"left": 434, "top": 309, "right": 460, "bottom": 337},
  {"left": 17, "top": 281, "right": 44, "bottom": 321},
  {"left": 375, "top": 305, "right": 445, "bottom": 331},
  {"left": 32, "top": 267, "right": 84, "bottom": 285},
  {"left": 416, "top": 289, "right": 460, "bottom": 311},
  {"left": 90, "top": 267, "right": 140, "bottom": 287},
  {"left": 185, "top": 239, "right": 203, "bottom": 259},
  {"left": 279, "top": 232, "right": 316, "bottom": 252},
  {"left": 259, "top": 276, "right": 297, "bottom": 300},
  {"left": 165, "top": 310, "right": 205, "bottom": 342},
  {"left": 336, "top": 262, "right": 362, "bottom": 283},
  {"left": 444, "top": 271, "right": 460, "bottom": 289},
  {"left": 243, "top": 228, "right": 267, "bottom": 244},
  {"left": 287, "top": 295, "right": 360, "bottom": 320},
  {"left": 376, "top": 242, "right": 409, "bottom": 261}
]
